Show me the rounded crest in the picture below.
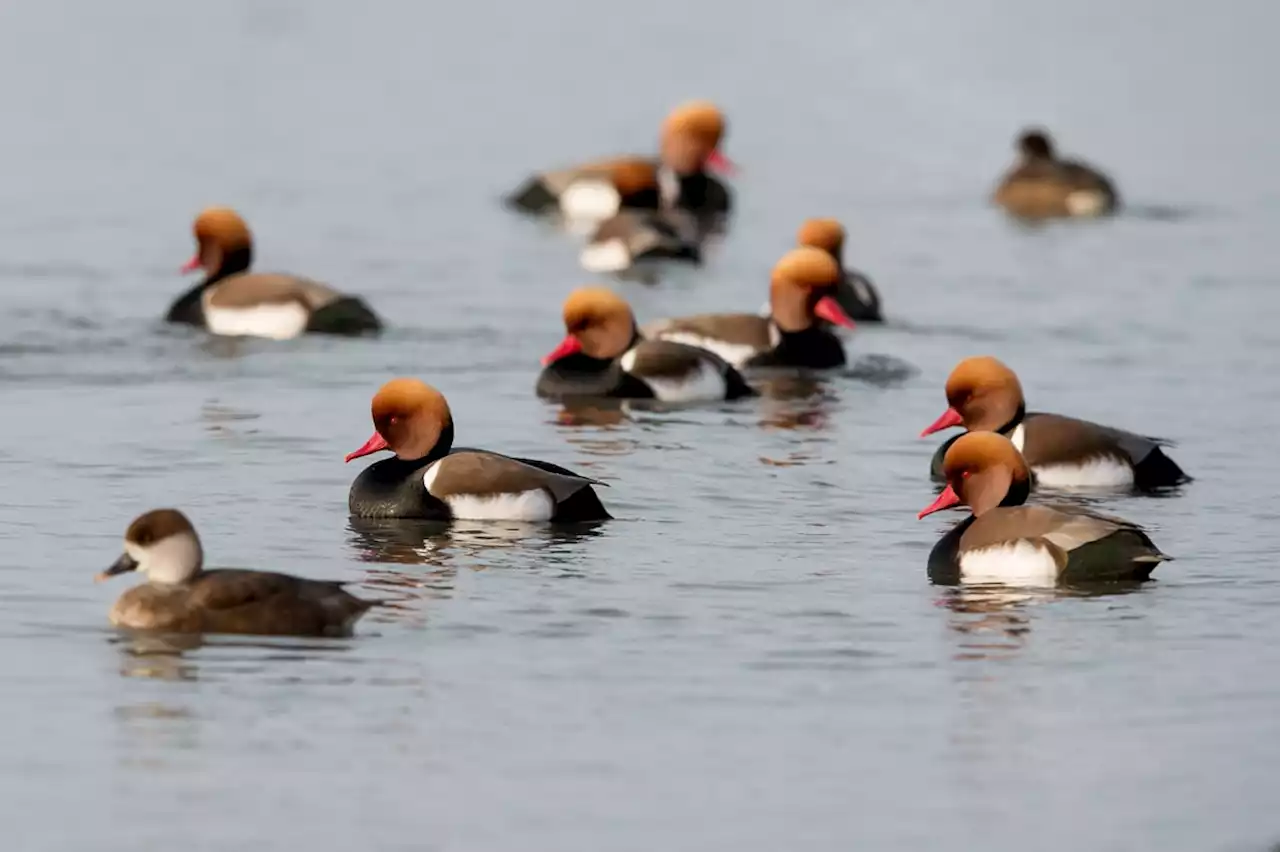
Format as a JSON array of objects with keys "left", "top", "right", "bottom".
[
  {"left": 796, "top": 218, "right": 846, "bottom": 255},
  {"left": 662, "top": 100, "right": 726, "bottom": 147},
  {"left": 771, "top": 247, "right": 841, "bottom": 290},
  {"left": 192, "top": 206, "right": 253, "bottom": 250},
  {"left": 125, "top": 508, "right": 196, "bottom": 546}
]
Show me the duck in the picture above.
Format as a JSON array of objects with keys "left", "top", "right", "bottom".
[
  {"left": 796, "top": 218, "right": 883, "bottom": 322},
  {"left": 97, "top": 509, "right": 373, "bottom": 636},
  {"left": 537, "top": 287, "right": 755, "bottom": 401},
  {"left": 578, "top": 208, "right": 705, "bottom": 274},
  {"left": 918, "top": 432, "right": 1170, "bottom": 585},
  {"left": 643, "top": 247, "right": 856, "bottom": 369},
  {"left": 167, "top": 207, "right": 382, "bottom": 339},
  {"left": 506, "top": 100, "right": 734, "bottom": 223},
  {"left": 346, "top": 379, "right": 612, "bottom": 521},
  {"left": 992, "top": 128, "right": 1120, "bottom": 219},
  {"left": 921, "top": 356, "right": 1190, "bottom": 492}
]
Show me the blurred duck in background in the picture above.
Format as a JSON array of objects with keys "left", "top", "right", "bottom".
[{"left": 992, "top": 128, "right": 1120, "bottom": 219}]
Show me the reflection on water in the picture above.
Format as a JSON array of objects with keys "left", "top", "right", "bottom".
[
  {"left": 346, "top": 516, "right": 607, "bottom": 573},
  {"left": 938, "top": 582, "right": 1149, "bottom": 661}
]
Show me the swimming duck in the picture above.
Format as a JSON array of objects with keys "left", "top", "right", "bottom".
[
  {"left": 992, "top": 128, "right": 1120, "bottom": 219},
  {"left": 506, "top": 100, "right": 734, "bottom": 223},
  {"left": 168, "top": 207, "right": 382, "bottom": 339},
  {"left": 537, "top": 287, "right": 755, "bottom": 401},
  {"left": 796, "top": 218, "right": 883, "bottom": 322},
  {"left": 347, "top": 379, "right": 611, "bottom": 521},
  {"left": 922, "top": 356, "right": 1190, "bottom": 491},
  {"left": 643, "top": 247, "right": 856, "bottom": 369},
  {"left": 98, "top": 509, "right": 373, "bottom": 636},
  {"left": 919, "top": 432, "right": 1170, "bottom": 585}
]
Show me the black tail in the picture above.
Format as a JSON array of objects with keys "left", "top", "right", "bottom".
[{"left": 307, "top": 297, "right": 383, "bottom": 336}]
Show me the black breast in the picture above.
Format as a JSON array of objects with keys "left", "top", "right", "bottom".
[
  {"left": 165, "top": 282, "right": 208, "bottom": 326},
  {"left": 348, "top": 457, "right": 449, "bottom": 520},
  {"left": 535, "top": 354, "right": 655, "bottom": 400},
  {"left": 747, "top": 326, "right": 846, "bottom": 370}
]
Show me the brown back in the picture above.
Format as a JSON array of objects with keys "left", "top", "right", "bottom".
[
  {"left": 647, "top": 313, "right": 771, "bottom": 349},
  {"left": 206, "top": 273, "right": 343, "bottom": 311},
  {"left": 426, "top": 451, "right": 597, "bottom": 505},
  {"left": 111, "top": 570, "right": 369, "bottom": 637}
]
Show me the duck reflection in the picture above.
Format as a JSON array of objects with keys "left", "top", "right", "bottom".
[
  {"left": 754, "top": 377, "right": 837, "bottom": 466},
  {"left": 936, "top": 581, "right": 1148, "bottom": 661},
  {"left": 346, "top": 516, "right": 607, "bottom": 574},
  {"left": 109, "top": 630, "right": 366, "bottom": 685}
]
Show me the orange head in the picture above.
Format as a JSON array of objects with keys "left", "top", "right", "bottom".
[
  {"left": 918, "top": 431, "right": 1031, "bottom": 518},
  {"left": 660, "top": 100, "right": 735, "bottom": 176},
  {"left": 768, "top": 247, "right": 856, "bottom": 333},
  {"left": 796, "top": 218, "right": 846, "bottom": 262},
  {"left": 919, "top": 356, "right": 1025, "bottom": 437},
  {"left": 542, "top": 287, "right": 637, "bottom": 364},
  {"left": 182, "top": 206, "right": 254, "bottom": 275},
  {"left": 345, "top": 379, "right": 453, "bottom": 463}
]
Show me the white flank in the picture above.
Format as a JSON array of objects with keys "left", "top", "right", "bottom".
[
  {"left": 204, "top": 302, "right": 309, "bottom": 340},
  {"left": 1065, "top": 189, "right": 1107, "bottom": 217},
  {"left": 559, "top": 180, "right": 621, "bottom": 223},
  {"left": 423, "top": 464, "right": 555, "bottom": 521},
  {"left": 1009, "top": 423, "right": 1026, "bottom": 453},
  {"left": 959, "top": 541, "right": 1059, "bottom": 586},
  {"left": 1033, "top": 457, "right": 1134, "bottom": 491},
  {"left": 620, "top": 349, "right": 726, "bottom": 402},
  {"left": 579, "top": 238, "right": 632, "bottom": 273},
  {"left": 655, "top": 332, "right": 760, "bottom": 369},
  {"left": 444, "top": 490, "right": 555, "bottom": 521}
]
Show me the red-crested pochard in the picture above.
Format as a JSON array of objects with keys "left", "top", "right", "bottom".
[
  {"left": 643, "top": 247, "right": 856, "bottom": 369},
  {"left": 168, "top": 207, "right": 382, "bottom": 339},
  {"left": 578, "top": 209, "right": 705, "bottom": 273},
  {"left": 538, "top": 287, "right": 755, "bottom": 401},
  {"left": 993, "top": 128, "right": 1120, "bottom": 219},
  {"left": 97, "top": 509, "right": 373, "bottom": 636},
  {"left": 796, "top": 218, "right": 883, "bottom": 322},
  {"left": 346, "top": 379, "right": 611, "bottom": 521},
  {"left": 919, "top": 432, "right": 1169, "bottom": 585},
  {"left": 922, "top": 356, "right": 1190, "bottom": 492},
  {"left": 506, "top": 101, "right": 735, "bottom": 223}
]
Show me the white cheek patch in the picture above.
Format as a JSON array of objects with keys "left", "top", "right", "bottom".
[
  {"left": 959, "top": 541, "right": 1059, "bottom": 586},
  {"left": 559, "top": 180, "right": 621, "bottom": 224},
  {"left": 1065, "top": 189, "right": 1107, "bottom": 217},
  {"left": 579, "top": 238, "right": 631, "bottom": 273},
  {"left": 203, "top": 301, "right": 310, "bottom": 340},
  {"left": 423, "top": 464, "right": 556, "bottom": 521},
  {"left": 653, "top": 332, "right": 760, "bottom": 369},
  {"left": 620, "top": 350, "right": 727, "bottom": 402}
]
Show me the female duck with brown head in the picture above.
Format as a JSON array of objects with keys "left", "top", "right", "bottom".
[
  {"left": 644, "top": 247, "right": 856, "bottom": 370},
  {"left": 920, "top": 356, "right": 1190, "bottom": 492},
  {"left": 992, "top": 128, "right": 1120, "bottom": 219},
  {"left": 168, "top": 206, "right": 382, "bottom": 339},
  {"left": 537, "top": 287, "right": 754, "bottom": 401},
  {"left": 346, "top": 379, "right": 611, "bottom": 521},
  {"left": 98, "top": 509, "right": 373, "bottom": 636},
  {"left": 918, "top": 432, "right": 1169, "bottom": 586},
  {"left": 796, "top": 218, "right": 883, "bottom": 322},
  {"left": 506, "top": 100, "right": 735, "bottom": 224}
]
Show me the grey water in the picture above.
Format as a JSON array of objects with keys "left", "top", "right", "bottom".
[{"left": 1, "top": 1, "right": 1279, "bottom": 849}]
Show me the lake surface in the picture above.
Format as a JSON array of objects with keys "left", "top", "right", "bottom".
[{"left": 2, "top": 1, "right": 1279, "bottom": 849}]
